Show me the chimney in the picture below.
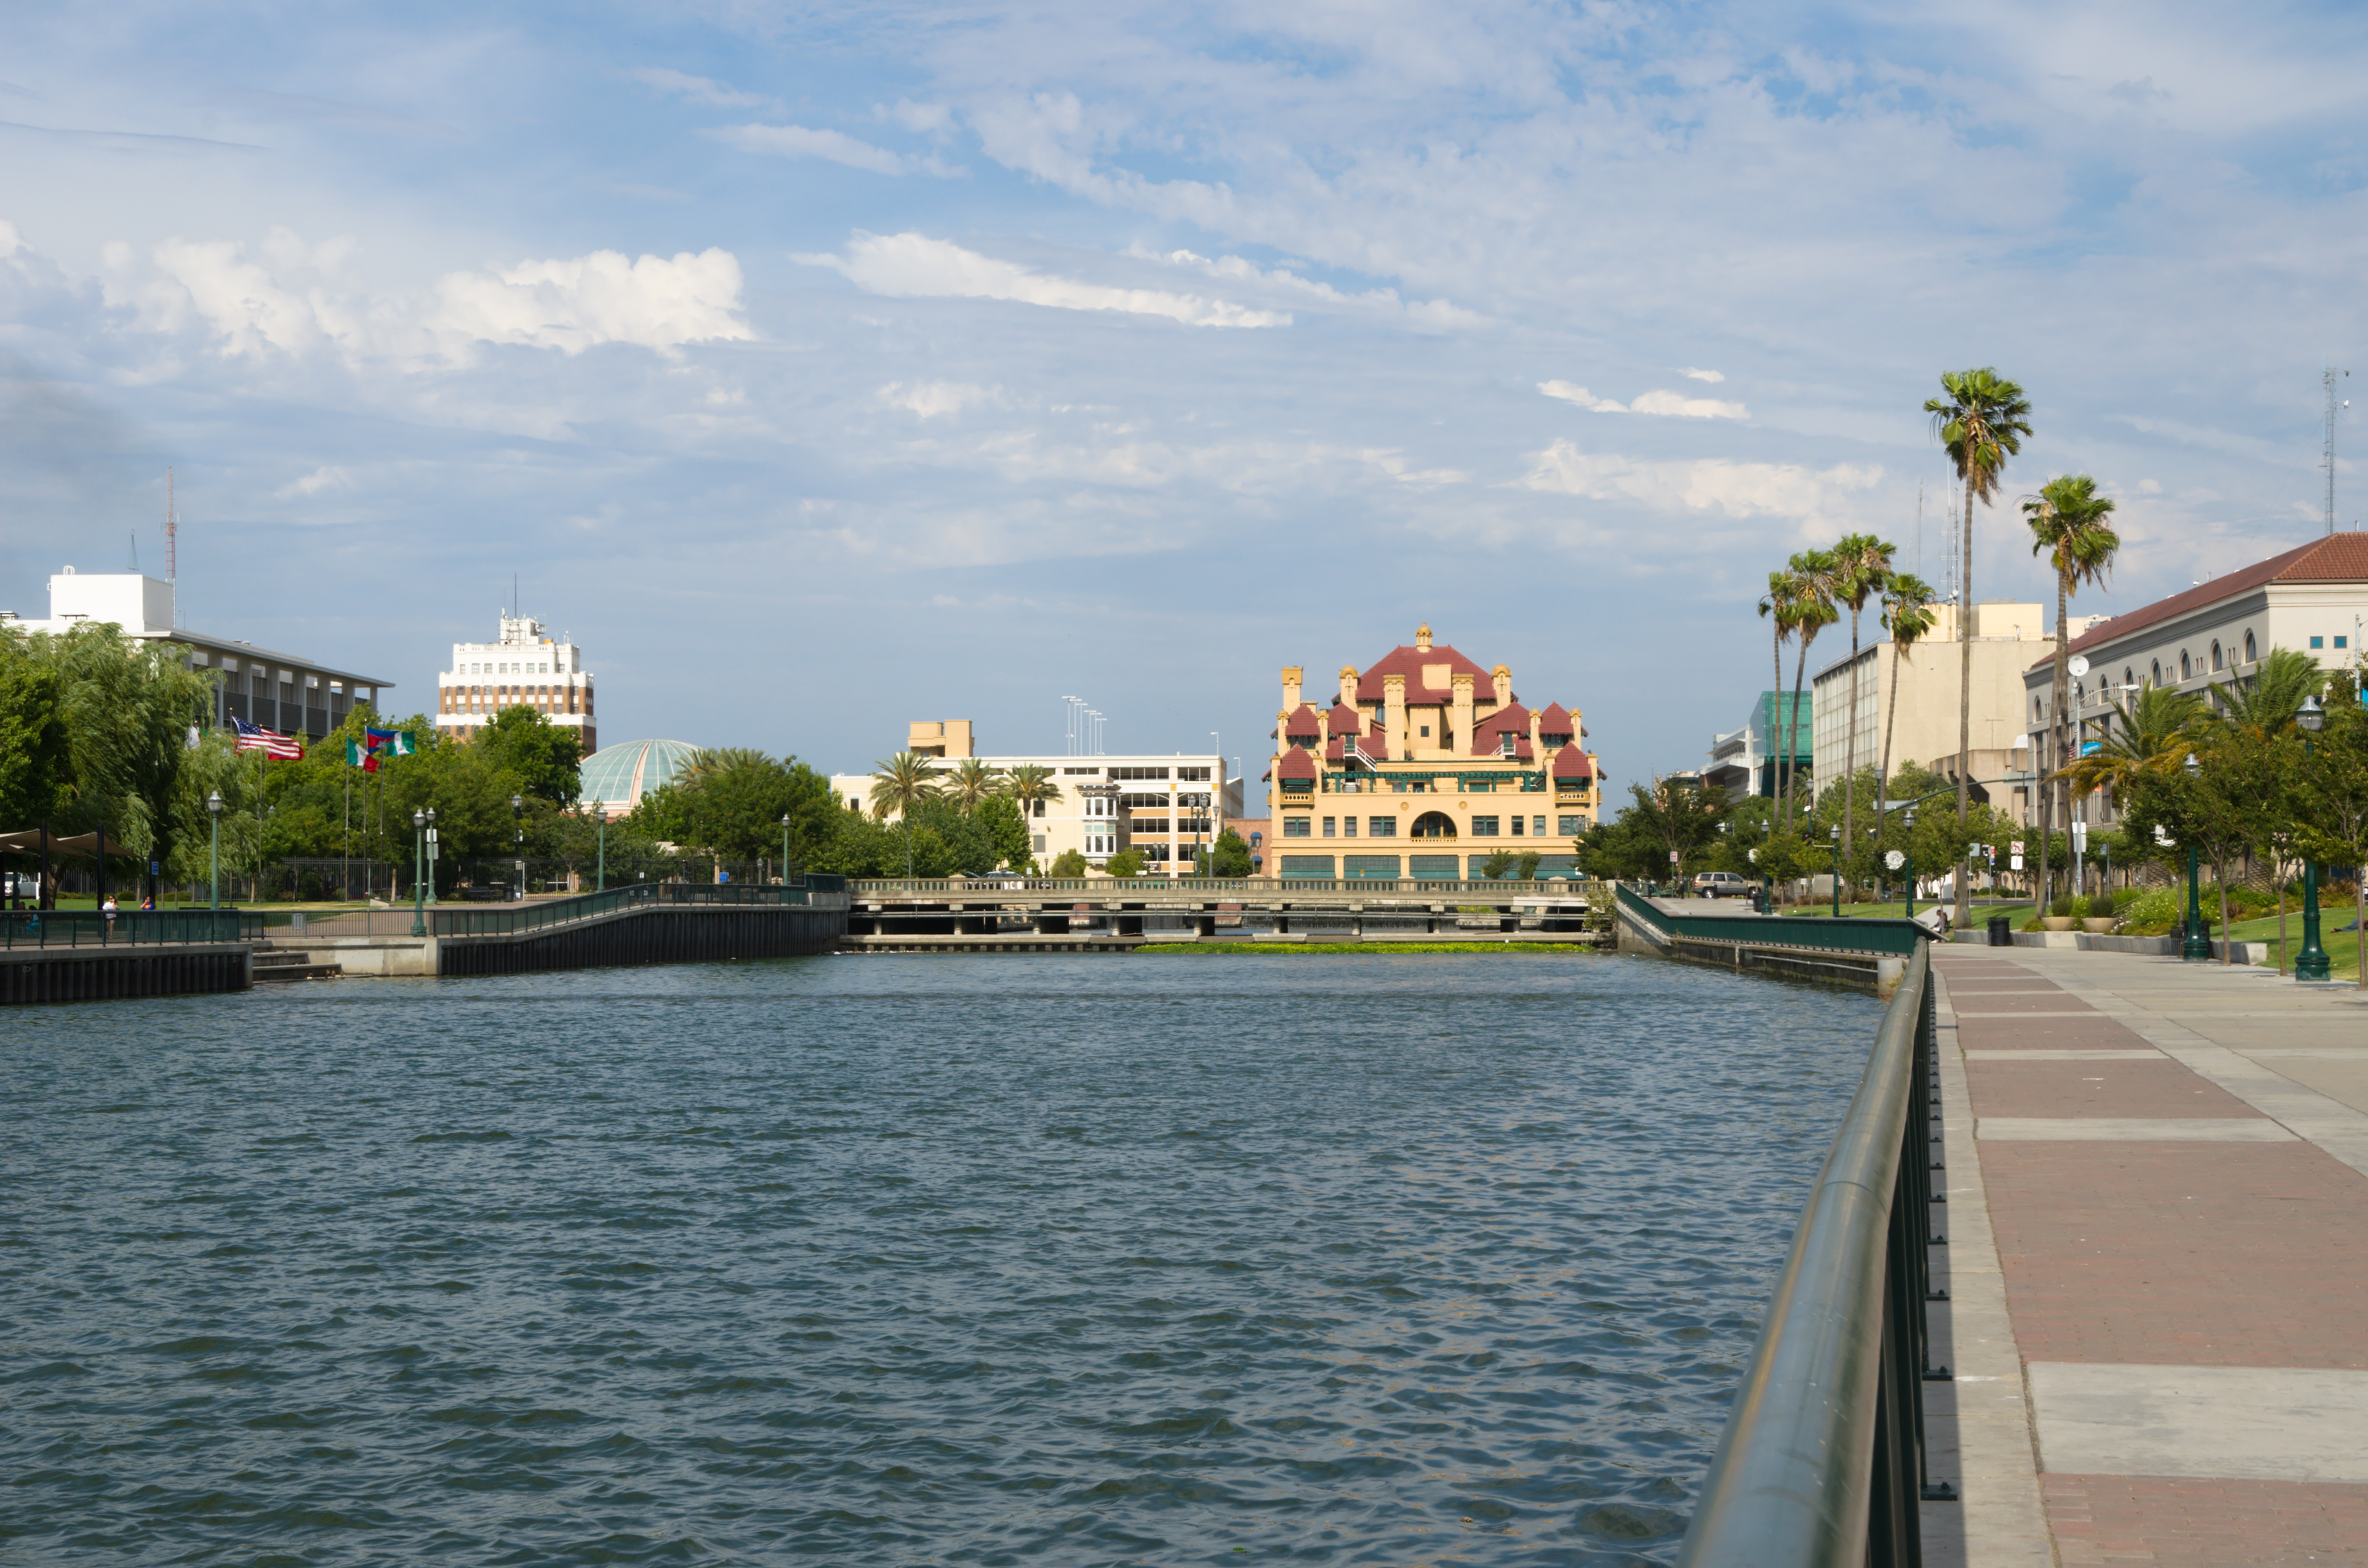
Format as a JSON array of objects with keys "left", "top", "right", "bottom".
[
  {"left": 1491, "top": 663, "right": 1512, "bottom": 708},
  {"left": 1452, "top": 674, "right": 1475, "bottom": 754},
  {"left": 1282, "top": 666, "right": 1303, "bottom": 713},
  {"left": 1382, "top": 673, "right": 1407, "bottom": 760},
  {"left": 1340, "top": 664, "right": 1360, "bottom": 712}
]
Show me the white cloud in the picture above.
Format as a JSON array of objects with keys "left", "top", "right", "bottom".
[
  {"left": 1682, "top": 368, "right": 1725, "bottom": 383},
  {"left": 887, "top": 99, "right": 953, "bottom": 134},
  {"left": 275, "top": 465, "right": 353, "bottom": 498},
  {"left": 795, "top": 232, "right": 1290, "bottom": 328},
  {"left": 1518, "top": 440, "right": 1881, "bottom": 525},
  {"left": 1135, "top": 246, "right": 1484, "bottom": 331},
  {"left": 712, "top": 123, "right": 908, "bottom": 175},
  {"left": 881, "top": 380, "right": 998, "bottom": 417},
  {"left": 1538, "top": 380, "right": 1748, "bottom": 419},
  {"left": 106, "top": 230, "right": 753, "bottom": 365},
  {"left": 629, "top": 68, "right": 772, "bottom": 110}
]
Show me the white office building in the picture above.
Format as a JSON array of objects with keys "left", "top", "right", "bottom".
[
  {"left": 437, "top": 612, "right": 596, "bottom": 753},
  {"left": 5, "top": 568, "right": 391, "bottom": 738}
]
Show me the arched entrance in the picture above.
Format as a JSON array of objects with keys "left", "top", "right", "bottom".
[{"left": 1410, "top": 811, "right": 1458, "bottom": 839}]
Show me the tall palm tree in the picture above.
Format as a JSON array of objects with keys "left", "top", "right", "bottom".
[
  {"left": 2060, "top": 683, "right": 2205, "bottom": 803},
  {"left": 1783, "top": 548, "right": 1840, "bottom": 831},
  {"left": 2022, "top": 474, "right": 2120, "bottom": 908},
  {"left": 2212, "top": 647, "right": 2325, "bottom": 731},
  {"left": 1828, "top": 533, "right": 1898, "bottom": 875},
  {"left": 1928, "top": 368, "right": 2033, "bottom": 923},
  {"left": 1001, "top": 763, "right": 1063, "bottom": 814},
  {"left": 945, "top": 757, "right": 1003, "bottom": 809},
  {"left": 1758, "top": 568, "right": 1808, "bottom": 811},
  {"left": 1878, "top": 574, "right": 1938, "bottom": 801},
  {"left": 868, "top": 750, "right": 942, "bottom": 877}
]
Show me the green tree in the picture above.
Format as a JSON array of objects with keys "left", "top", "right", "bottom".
[
  {"left": 945, "top": 757, "right": 1003, "bottom": 809},
  {"left": 974, "top": 795, "right": 1032, "bottom": 870},
  {"left": 2022, "top": 474, "right": 2120, "bottom": 906},
  {"left": 868, "top": 750, "right": 942, "bottom": 876},
  {"left": 671, "top": 749, "right": 835, "bottom": 863},
  {"left": 1927, "top": 366, "right": 2034, "bottom": 921},
  {"left": 2121, "top": 736, "right": 2281, "bottom": 965},
  {"left": 2294, "top": 693, "right": 2368, "bottom": 987},
  {"left": 1827, "top": 532, "right": 1897, "bottom": 873},
  {"left": 1758, "top": 568, "right": 1812, "bottom": 818},
  {"left": 1878, "top": 575, "right": 1939, "bottom": 794},
  {"left": 1048, "top": 848, "right": 1088, "bottom": 877},
  {"left": 479, "top": 705, "right": 584, "bottom": 806},
  {"left": 0, "top": 642, "right": 73, "bottom": 829},
  {"left": 29, "top": 624, "right": 214, "bottom": 889},
  {"left": 1629, "top": 775, "right": 1729, "bottom": 886},
  {"left": 1208, "top": 828, "right": 1252, "bottom": 878},
  {"left": 1104, "top": 847, "right": 1145, "bottom": 878},
  {"left": 1780, "top": 549, "right": 1838, "bottom": 829},
  {"left": 1480, "top": 850, "right": 1516, "bottom": 879}
]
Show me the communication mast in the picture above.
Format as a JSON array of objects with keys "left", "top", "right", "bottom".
[
  {"left": 166, "top": 467, "right": 177, "bottom": 580},
  {"left": 2326, "top": 364, "right": 2350, "bottom": 535}
]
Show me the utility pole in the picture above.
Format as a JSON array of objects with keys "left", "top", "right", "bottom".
[
  {"left": 166, "top": 467, "right": 177, "bottom": 582},
  {"left": 2327, "top": 364, "right": 2350, "bottom": 535}
]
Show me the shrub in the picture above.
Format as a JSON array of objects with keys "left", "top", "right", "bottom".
[
  {"left": 2118, "top": 886, "right": 2221, "bottom": 935},
  {"left": 1103, "top": 848, "right": 1146, "bottom": 878},
  {"left": 2067, "top": 894, "right": 2092, "bottom": 920},
  {"left": 1047, "top": 849, "right": 1087, "bottom": 877},
  {"left": 2050, "top": 895, "right": 2075, "bottom": 918}
]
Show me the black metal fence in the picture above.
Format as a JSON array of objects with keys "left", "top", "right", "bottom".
[
  {"left": 1675, "top": 940, "right": 1949, "bottom": 1568},
  {"left": 1, "top": 908, "right": 268, "bottom": 949}
]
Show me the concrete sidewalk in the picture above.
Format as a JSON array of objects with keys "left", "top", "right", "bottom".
[{"left": 1925, "top": 945, "right": 2368, "bottom": 1566}]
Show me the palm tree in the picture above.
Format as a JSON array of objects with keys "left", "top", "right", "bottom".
[
  {"left": 2022, "top": 474, "right": 2120, "bottom": 908},
  {"left": 1758, "top": 568, "right": 1807, "bottom": 811},
  {"left": 1783, "top": 548, "right": 1840, "bottom": 831},
  {"left": 2060, "top": 683, "right": 2205, "bottom": 804},
  {"left": 1828, "top": 533, "right": 1897, "bottom": 879},
  {"left": 1878, "top": 574, "right": 1938, "bottom": 798},
  {"left": 867, "top": 750, "right": 942, "bottom": 877},
  {"left": 2212, "top": 647, "right": 2325, "bottom": 731},
  {"left": 1001, "top": 763, "right": 1062, "bottom": 866},
  {"left": 945, "top": 757, "right": 1003, "bottom": 809},
  {"left": 1928, "top": 368, "right": 2033, "bottom": 923}
]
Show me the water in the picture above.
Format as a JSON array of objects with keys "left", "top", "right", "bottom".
[{"left": 2, "top": 954, "right": 1880, "bottom": 1567}]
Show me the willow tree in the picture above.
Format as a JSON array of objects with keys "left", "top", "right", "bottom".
[
  {"left": 1828, "top": 533, "right": 1897, "bottom": 884},
  {"left": 1927, "top": 368, "right": 2033, "bottom": 923},
  {"left": 2022, "top": 474, "right": 2119, "bottom": 907}
]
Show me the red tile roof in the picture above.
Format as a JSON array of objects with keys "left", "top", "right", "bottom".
[
  {"left": 1470, "top": 703, "right": 1535, "bottom": 758},
  {"left": 1264, "top": 747, "right": 1318, "bottom": 783},
  {"left": 1554, "top": 746, "right": 1596, "bottom": 779},
  {"left": 1326, "top": 702, "right": 1367, "bottom": 733},
  {"left": 1328, "top": 727, "right": 1388, "bottom": 762},
  {"left": 1282, "top": 703, "right": 1321, "bottom": 736},
  {"left": 1536, "top": 701, "right": 1574, "bottom": 732},
  {"left": 1359, "top": 641, "right": 1494, "bottom": 698},
  {"left": 2034, "top": 535, "right": 2368, "bottom": 671}
]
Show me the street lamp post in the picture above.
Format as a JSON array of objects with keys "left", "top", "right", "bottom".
[
  {"left": 2181, "top": 752, "right": 2211, "bottom": 962},
  {"left": 2297, "top": 696, "right": 2331, "bottom": 981},
  {"left": 780, "top": 813, "right": 791, "bottom": 888},
  {"left": 1829, "top": 824, "right": 1842, "bottom": 918},
  {"left": 1901, "top": 807, "right": 1917, "bottom": 919},
  {"left": 510, "top": 795, "right": 525, "bottom": 902},
  {"left": 410, "top": 808, "right": 429, "bottom": 938},
  {"left": 207, "top": 790, "right": 223, "bottom": 910},
  {"left": 596, "top": 816, "right": 606, "bottom": 894}
]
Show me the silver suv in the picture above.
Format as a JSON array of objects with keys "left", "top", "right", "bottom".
[{"left": 1691, "top": 871, "right": 1752, "bottom": 899}]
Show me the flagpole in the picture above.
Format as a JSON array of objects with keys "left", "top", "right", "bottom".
[{"left": 343, "top": 741, "right": 351, "bottom": 906}]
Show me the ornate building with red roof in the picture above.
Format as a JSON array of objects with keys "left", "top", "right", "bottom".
[{"left": 1262, "top": 623, "right": 1602, "bottom": 880}]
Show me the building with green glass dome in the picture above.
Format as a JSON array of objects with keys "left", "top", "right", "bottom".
[{"left": 580, "top": 739, "right": 702, "bottom": 820}]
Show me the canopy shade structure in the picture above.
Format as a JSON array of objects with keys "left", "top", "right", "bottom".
[{"left": 0, "top": 830, "right": 125, "bottom": 861}]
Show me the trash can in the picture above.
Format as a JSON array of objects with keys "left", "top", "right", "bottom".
[{"left": 1986, "top": 915, "right": 2012, "bottom": 947}]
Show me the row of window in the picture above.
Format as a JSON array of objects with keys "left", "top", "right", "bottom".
[
  {"left": 1283, "top": 813, "right": 1572, "bottom": 838},
  {"left": 459, "top": 660, "right": 569, "bottom": 676},
  {"left": 1274, "top": 854, "right": 1582, "bottom": 879},
  {"left": 1056, "top": 765, "right": 1215, "bottom": 780}
]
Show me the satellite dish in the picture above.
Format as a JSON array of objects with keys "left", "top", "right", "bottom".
[
  {"left": 1885, "top": 850, "right": 1905, "bottom": 870},
  {"left": 2069, "top": 655, "right": 2090, "bottom": 677}
]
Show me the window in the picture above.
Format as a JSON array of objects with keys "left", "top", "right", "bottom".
[
  {"left": 2151, "top": 660, "right": 2162, "bottom": 685},
  {"left": 1280, "top": 855, "right": 1335, "bottom": 879},
  {"left": 2311, "top": 636, "right": 2325, "bottom": 650},
  {"left": 1343, "top": 816, "right": 1357, "bottom": 837},
  {"left": 1344, "top": 855, "right": 1401, "bottom": 879},
  {"left": 1510, "top": 815, "right": 1524, "bottom": 836},
  {"left": 1420, "top": 725, "right": 1431, "bottom": 737},
  {"left": 1533, "top": 816, "right": 1547, "bottom": 835},
  {"left": 2034, "top": 696, "right": 2044, "bottom": 721},
  {"left": 1032, "top": 834, "right": 1046, "bottom": 852},
  {"left": 1063, "top": 767, "right": 1101, "bottom": 775},
  {"left": 1368, "top": 815, "right": 1396, "bottom": 837},
  {"left": 1558, "top": 815, "right": 1585, "bottom": 835},
  {"left": 1031, "top": 799, "right": 1044, "bottom": 817},
  {"left": 2124, "top": 666, "right": 2135, "bottom": 687},
  {"left": 2211, "top": 641, "right": 2223, "bottom": 671},
  {"left": 2341, "top": 637, "right": 2352, "bottom": 650},
  {"left": 1471, "top": 815, "right": 1501, "bottom": 835},
  {"left": 1177, "top": 767, "right": 1211, "bottom": 781},
  {"left": 1112, "top": 766, "right": 1170, "bottom": 780},
  {"left": 2244, "top": 632, "right": 2257, "bottom": 662},
  {"left": 1322, "top": 817, "right": 1336, "bottom": 837},
  {"left": 2182, "top": 650, "right": 2194, "bottom": 677},
  {"left": 1467, "top": 779, "right": 1493, "bottom": 792}
]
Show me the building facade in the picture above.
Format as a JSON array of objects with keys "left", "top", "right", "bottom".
[
  {"left": 1705, "top": 691, "right": 1811, "bottom": 798},
  {"left": 1263, "top": 624, "right": 1601, "bottom": 880},
  {"left": 1807, "top": 601, "right": 2097, "bottom": 809},
  {"left": 6, "top": 569, "right": 392, "bottom": 739},
  {"left": 831, "top": 726, "right": 1242, "bottom": 872},
  {"left": 2026, "top": 534, "right": 2368, "bottom": 829},
  {"left": 436, "top": 613, "right": 595, "bottom": 754}
]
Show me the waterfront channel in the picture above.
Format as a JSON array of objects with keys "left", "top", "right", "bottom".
[{"left": 2, "top": 953, "right": 1880, "bottom": 1566}]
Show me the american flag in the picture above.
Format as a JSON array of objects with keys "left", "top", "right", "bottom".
[{"left": 231, "top": 717, "right": 305, "bottom": 760}]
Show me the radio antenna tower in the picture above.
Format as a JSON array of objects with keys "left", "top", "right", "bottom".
[
  {"left": 2326, "top": 363, "right": 2350, "bottom": 535},
  {"left": 166, "top": 467, "right": 177, "bottom": 580}
]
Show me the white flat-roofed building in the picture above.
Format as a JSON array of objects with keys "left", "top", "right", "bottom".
[
  {"left": 830, "top": 723, "right": 1241, "bottom": 872},
  {"left": 437, "top": 612, "right": 595, "bottom": 753},
  {"left": 5, "top": 567, "right": 391, "bottom": 739}
]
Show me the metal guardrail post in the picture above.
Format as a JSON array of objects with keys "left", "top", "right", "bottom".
[{"left": 1675, "top": 942, "right": 1945, "bottom": 1568}]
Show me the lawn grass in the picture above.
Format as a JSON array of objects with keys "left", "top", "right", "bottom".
[
  {"left": 1139, "top": 942, "right": 1603, "bottom": 956},
  {"left": 1777, "top": 900, "right": 2036, "bottom": 923}
]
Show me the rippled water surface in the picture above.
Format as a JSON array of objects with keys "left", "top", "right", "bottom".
[{"left": 2, "top": 953, "right": 1880, "bottom": 1566}]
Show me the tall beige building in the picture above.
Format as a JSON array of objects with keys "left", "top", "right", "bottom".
[
  {"left": 436, "top": 612, "right": 596, "bottom": 753},
  {"left": 1809, "top": 601, "right": 2103, "bottom": 808}
]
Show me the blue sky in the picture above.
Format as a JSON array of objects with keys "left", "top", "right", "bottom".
[{"left": 4, "top": 1, "right": 2365, "bottom": 805}]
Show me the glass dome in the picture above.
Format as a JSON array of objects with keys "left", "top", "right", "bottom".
[{"left": 579, "top": 739, "right": 702, "bottom": 817}]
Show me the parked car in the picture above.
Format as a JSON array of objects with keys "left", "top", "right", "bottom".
[{"left": 1691, "top": 870, "right": 1752, "bottom": 899}]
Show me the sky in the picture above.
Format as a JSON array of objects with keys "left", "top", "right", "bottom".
[{"left": 4, "top": 1, "right": 2366, "bottom": 807}]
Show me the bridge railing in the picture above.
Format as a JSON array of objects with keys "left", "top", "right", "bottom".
[
  {"left": 1676, "top": 938, "right": 1946, "bottom": 1568},
  {"left": 848, "top": 877, "right": 1599, "bottom": 898},
  {"left": 0, "top": 908, "right": 267, "bottom": 949},
  {"left": 1615, "top": 883, "right": 1929, "bottom": 956},
  {"left": 433, "top": 878, "right": 834, "bottom": 937}
]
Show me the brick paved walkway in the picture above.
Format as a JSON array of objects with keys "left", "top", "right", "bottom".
[{"left": 1927, "top": 946, "right": 2368, "bottom": 1566}]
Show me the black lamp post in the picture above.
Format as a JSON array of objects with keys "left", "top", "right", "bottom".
[
  {"left": 207, "top": 790, "right": 223, "bottom": 911},
  {"left": 411, "top": 808, "right": 429, "bottom": 937},
  {"left": 2181, "top": 752, "right": 2210, "bottom": 961},
  {"left": 510, "top": 794, "right": 525, "bottom": 902},
  {"left": 1901, "top": 806, "right": 1918, "bottom": 919},
  {"left": 780, "top": 813, "right": 791, "bottom": 888},
  {"left": 2297, "top": 696, "right": 2331, "bottom": 981},
  {"left": 1829, "top": 824, "right": 1842, "bottom": 918}
]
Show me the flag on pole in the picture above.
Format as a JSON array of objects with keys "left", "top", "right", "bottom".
[
  {"left": 346, "top": 738, "right": 382, "bottom": 772},
  {"left": 232, "top": 717, "right": 304, "bottom": 760},
  {"left": 366, "top": 728, "right": 418, "bottom": 758}
]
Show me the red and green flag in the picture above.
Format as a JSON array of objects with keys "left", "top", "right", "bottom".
[{"left": 346, "top": 729, "right": 419, "bottom": 772}]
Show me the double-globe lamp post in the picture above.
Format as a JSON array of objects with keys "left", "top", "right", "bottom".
[
  {"left": 1829, "top": 824, "right": 1842, "bottom": 919},
  {"left": 2181, "top": 752, "right": 2211, "bottom": 962},
  {"left": 2297, "top": 694, "right": 2332, "bottom": 982},
  {"left": 206, "top": 790, "right": 223, "bottom": 910},
  {"left": 780, "top": 813, "right": 791, "bottom": 888},
  {"left": 411, "top": 806, "right": 436, "bottom": 938},
  {"left": 510, "top": 795, "right": 525, "bottom": 902}
]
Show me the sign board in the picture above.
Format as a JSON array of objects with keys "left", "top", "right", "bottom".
[
  {"left": 2010, "top": 840, "right": 2025, "bottom": 855},
  {"left": 2081, "top": 740, "right": 2102, "bottom": 755},
  {"left": 2072, "top": 822, "right": 2088, "bottom": 853},
  {"left": 1885, "top": 850, "right": 1905, "bottom": 870},
  {"left": 1668, "top": 851, "right": 1679, "bottom": 864},
  {"left": 2010, "top": 855, "right": 2025, "bottom": 871},
  {"left": 2069, "top": 655, "right": 2090, "bottom": 677}
]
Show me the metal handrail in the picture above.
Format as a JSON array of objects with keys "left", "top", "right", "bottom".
[
  {"left": 1615, "top": 883, "right": 1931, "bottom": 957},
  {"left": 1677, "top": 941, "right": 1943, "bottom": 1567},
  {"left": 0, "top": 908, "right": 267, "bottom": 949},
  {"left": 847, "top": 877, "right": 1597, "bottom": 897},
  {"left": 432, "top": 878, "right": 826, "bottom": 937}
]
